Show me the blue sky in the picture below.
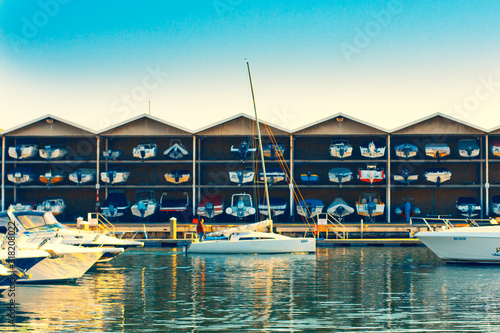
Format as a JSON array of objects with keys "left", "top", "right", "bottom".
[{"left": 1, "top": 0, "right": 499, "bottom": 131}]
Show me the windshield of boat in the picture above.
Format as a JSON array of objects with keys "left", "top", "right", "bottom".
[{"left": 16, "top": 214, "right": 52, "bottom": 231}]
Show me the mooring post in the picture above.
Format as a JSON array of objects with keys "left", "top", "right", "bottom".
[{"left": 170, "top": 217, "right": 177, "bottom": 239}]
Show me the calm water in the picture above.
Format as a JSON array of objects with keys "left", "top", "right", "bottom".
[{"left": 2, "top": 247, "right": 500, "bottom": 332}]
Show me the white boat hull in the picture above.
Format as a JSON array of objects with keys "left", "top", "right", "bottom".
[
  {"left": 356, "top": 203, "right": 385, "bottom": 217},
  {"left": 40, "top": 148, "right": 68, "bottom": 160},
  {"left": 189, "top": 236, "right": 315, "bottom": 254},
  {"left": 101, "top": 171, "right": 130, "bottom": 184},
  {"left": 8, "top": 146, "right": 38, "bottom": 160},
  {"left": 330, "top": 146, "right": 353, "bottom": 158},
  {"left": 296, "top": 206, "right": 323, "bottom": 218},
  {"left": 229, "top": 171, "right": 255, "bottom": 184},
  {"left": 131, "top": 202, "right": 157, "bottom": 218}
]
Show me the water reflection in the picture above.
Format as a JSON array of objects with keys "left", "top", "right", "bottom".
[{"left": 1, "top": 247, "right": 500, "bottom": 332}]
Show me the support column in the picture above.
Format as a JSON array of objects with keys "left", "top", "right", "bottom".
[
  {"left": 192, "top": 135, "right": 197, "bottom": 217},
  {"left": 480, "top": 136, "right": 484, "bottom": 218},
  {"left": 386, "top": 134, "right": 391, "bottom": 223},
  {"left": 485, "top": 134, "right": 489, "bottom": 217},
  {"left": 96, "top": 136, "right": 101, "bottom": 212},
  {"left": 1, "top": 136, "right": 5, "bottom": 211},
  {"left": 289, "top": 135, "right": 294, "bottom": 221}
]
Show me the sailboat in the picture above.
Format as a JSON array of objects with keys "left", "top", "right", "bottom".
[{"left": 187, "top": 62, "right": 315, "bottom": 254}]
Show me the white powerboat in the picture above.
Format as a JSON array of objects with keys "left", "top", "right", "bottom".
[
  {"left": 225, "top": 193, "right": 256, "bottom": 219},
  {"left": 229, "top": 167, "right": 255, "bottom": 187},
  {"left": 394, "top": 143, "right": 418, "bottom": 159},
  {"left": 37, "top": 197, "right": 66, "bottom": 216},
  {"left": 263, "top": 142, "right": 285, "bottom": 160},
  {"left": 393, "top": 167, "right": 418, "bottom": 186},
  {"left": 491, "top": 195, "right": 500, "bottom": 216},
  {"left": 103, "top": 149, "right": 123, "bottom": 160},
  {"left": 458, "top": 139, "right": 480, "bottom": 159},
  {"left": 329, "top": 139, "right": 352, "bottom": 159},
  {"left": 425, "top": 143, "right": 450, "bottom": 161},
  {"left": 231, "top": 139, "right": 257, "bottom": 161},
  {"left": 131, "top": 190, "right": 158, "bottom": 220},
  {"left": 39, "top": 144, "right": 68, "bottom": 160},
  {"left": 197, "top": 194, "right": 224, "bottom": 219},
  {"left": 69, "top": 168, "right": 96, "bottom": 185},
  {"left": 7, "top": 167, "right": 37, "bottom": 185},
  {"left": 357, "top": 164, "right": 385, "bottom": 186},
  {"left": 296, "top": 199, "right": 324, "bottom": 218},
  {"left": 328, "top": 167, "right": 352, "bottom": 186},
  {"left": 101, "top": 168, "right": 130, "bottom": 184},
  {"left": 356, "top": 192, "right": 385, "bottom": 221},
  {"left": 490, "top": 139, "right": 500, "bottom": 157},
  {"left": 163, "top": 139, "right": 189, "bottom": 160},
  {"left": 360, "top": 141, "right": 386, "bottom": 158},
  {"left": 259, "top": 168, "right": 286, "bottom": 186},
  {"left": 327, "top": 198, "right": 354, "bottom": 220},
  {"left": 101, "top": 190, "right": 130, "bottom": 218},
  {"left": 8, "top": 142, "right": 38, "bottom": 160},
  {"left": 424, "top": 168, "right": 451, "bottom": 187},
  {"left": 258, "top": 198, "right": 287, "bottom": 218},
  {"left": 456, "top": 197, "right": 481, "bottom": 218},
  {"left": 133, "top": 142, "right": 158, "bottom": 161},
  {"left": 164, "top": 170, "right": 191, "bottom": 184}
]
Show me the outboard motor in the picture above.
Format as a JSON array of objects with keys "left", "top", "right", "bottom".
[
  {"left": 205, "top": 202, "right": 214, "bottom": 219},
  {"left": 137, "top": 201, "right": 147, "bottom": 218},
  {"left": 236, "top": 200, "right": 245, "bottom": 217},
  {"left": 76, "top": 169, "right": 83, "bottom": 184},
  {"left": 108, "top": 171, "right": 115, "bottom": 184},
  {"left": 109, "top": 204, "right": 117, "bottom": 217},
  {"left": 237, "top": 171, "right": 243, "bottom": 187},
  {"left": 366, "top": 201, "right": 376, "bottom": 219},
  {"left": 15, "top": 145, "right": 21, "bottom": 159},
  {"left": 404, "top": 201, "right": 412, "bottom": 223}
]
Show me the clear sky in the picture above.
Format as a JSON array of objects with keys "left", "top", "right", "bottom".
[{"left": 0, "top": 0, "right": 499, "bottom": 132}]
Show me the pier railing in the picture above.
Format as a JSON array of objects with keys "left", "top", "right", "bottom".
[
  {"left": 317, "top": 213, "right": 346, "bottom": 239},
  {"left": 410, "top": 216, "right": 497, "bottom": 232},
  {"left": 87, "top": 212, "right": 116, "bottom": 234}
]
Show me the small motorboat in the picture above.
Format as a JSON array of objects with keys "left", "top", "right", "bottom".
[
  {"left": 37, "top": 197, "right": 66, "bottom": 216},
  {"left": 328, "top": 167, "right": 353, "bottom": 186},
  {"left": 394, "top": 143, "right": 418, "bottom": 159},
  {"left": 197, "top": 194, "right": 224, "bottom": 219},
  {"left": 225, "top": 193, "right": 256, "bottom": 219},
  {"left": 69, "top": 168, "right": 96, "bottom": 185},
  {"left": 159, "top": 192, "right": 189, "bottom": 215},
  {"left": 101, "top": 190, "right": 130, "bottom": 219},
  {"left": 491, "top": 195, "right": 500, "bottom": 215},
  {"left": 133, "top": 142, "right": 158, "bottom": 161},
  {"left": 229, "top": 167, "right": 255, "bottom": 187},
  {"left": 39, "top": 170, "right": 65, "bottom": 188},
  {"left": 164, "top": 170, "right": 191, "bottom": 184},
  {"left": 103, "top": 149, "right": 123, "bottom": 160},
  {"left": 300, "top": 171, "right": 319, "bottom": 184},
  {"left": 458, "top": 139, "right": 480, "bottom": 159},
  {"left": 357, "top": 164, "right": 385, "bottom": 186},
  {"left": 8, "top": 141, "right": 38, "bottom": 160},
  {"left": 425, "top": 143, "right": 450, "bottom": 161},
  {"left": 329, "top": 139, "right": 353, "bottom": 159},
  {"left": 263, "top": 142, "right": 285, "bottom": 160},
  {"left": 163, "top": 139, "right": 189, "bottom": 160},
  {"left": 360, "top": 141, "right": 386, "bottom": 158},
  {"left": 327, "top": 198, "right": 354, "bottom": 220},
  {"left": 356, "top": 192, "right": 385, "bottom": 221},
  {"left": 456, "top": 197, "right": 481, "bottom": 218},
  {"left": 424, "top": 168, "right": 451, "bottom": 187},
  {"left": 259, "top": 168, "right": 286, "bottom": 186},
  {"left": 7, "top": 167, "right": 37, "bottom": 185},
  {"left": 101, "top": 168, "right": 130, "bottom": 184},
  {"left": 258, "top": 198, "right": 287, "bottom": 218},
  {"left": 296, "top": 199, "right": 324, "bottom": 218},
  {"left": 231, "top": 139, "right": 257, "bottom": 161},
  {"left": 490, "top": 139, "right": 500, "bottom": 157},
  {"left": 131, "top": 190, "right": 158, "bottom": 220},
  {"left": 39, "top": 145, "right": 68, "bottom": 160},
  {"left": 392, "top": 167, "right": 418, "bottom": 186},
  {"left": 395, "top": 199, "right": 421, "bottom": 223},
  {"left": 9, "top": 202, "right": 35, "bottom": 211}
]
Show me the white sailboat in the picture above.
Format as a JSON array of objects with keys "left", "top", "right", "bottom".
[{"left": 187, "top": 62, "right": 316, "bottom": 254}]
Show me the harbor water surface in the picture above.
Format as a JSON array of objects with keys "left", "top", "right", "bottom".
[{"left": 2, "top": 247, "right": 500, "bottom": 332}]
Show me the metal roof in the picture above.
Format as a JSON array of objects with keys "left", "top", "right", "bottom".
[
  {"left": 292, "top": 113, "right": 387, "bottom": 136},
  {"left": 390, "top": 113, "right": 486, "bottom": 135},
  {"left": 195, "top": 113, "right": 290, "bottom": 136},
  {"left": 1, "top": 114, "right": 96, "bottom": 137},
  {"left": 98, "top": 114, "right": 192, "bottom": 136}
]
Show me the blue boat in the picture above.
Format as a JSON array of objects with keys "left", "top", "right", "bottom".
[{"left": 300, "top": 171, "right": 319, "bottom": 184}]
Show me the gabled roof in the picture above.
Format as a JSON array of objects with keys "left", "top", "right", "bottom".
[
  {"left": 98, "top": 114, "right": 192, "bottom": 136},
  {"left": 1, "top": 114, "right": 96, "bottom": 137},
  {"left": 292, "top": 113, "right": 387, "bottom": 136},
  {"left": 390, "top": 113, "right": 486, "bottom": 135},
  {"left": 195, "top": 113, "right": 290, "bottom": 136},
  {"left": 487, "top": 124, "right": 500, "bottom": 135}
]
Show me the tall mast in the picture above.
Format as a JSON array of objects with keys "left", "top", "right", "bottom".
[{"left": 246, "top": 62, "right": 273, "bottom": 229}]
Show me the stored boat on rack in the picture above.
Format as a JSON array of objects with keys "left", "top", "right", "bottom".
[
  {"left": 395, "top": 199, "right": 420, "bottom": 223},
  {"left": 357, "top": 164, "right": 385, "bottom": 186},
  {"left": 259, "top": 167, "right": 286, "bottom": 186},
  {"left": 327, "top": 198, "right": 354, "bottom": 220},
  {"left": 103, "top": 149, "right": 123, "bottom": 160},
  {"left": 229, "top": 167, "right": 255, "bottom": 187},
  {"left": 328, "top": 167, "right": 353, "bottom": 186},
  {"left": 425, "top": 143, "right": 450, "bottom": 161},
  {"left": 39, "top": 144, "right": 68, "bottom": 160},
  {"left": 424, "top": 168, "right": 451, "bottom": 187},
  {"left": 490, "top": 139, "right": 500, "bottom": 157},
  {"left": 231, "top": 139, "right": 257, "bottom": 161},
  {"left": 133, "top": 142, "right": 158, "bottom": 161},
  {"left": 164, "top": 170, "right": 191, "bottom": 184},
  {"left": 39, "top": 170, "right": 65, "bottom": 188},
  {"left": 258, "top": 198, "right": 287, "bottom": 218},
  {"left": 69, "top": 168, "right": 96, "bottom": 185},
  {"left": 197, "top": 194, "right": 224, "bottom": 219},
  {"left": 300, "top": 171, "right": 319, "bottom": 184},
  {"left": 360, "top": 141, "right": 386, "bottom": 158},
  {"left": 8, "top": 141, "right": 38, "bottom": 160},
  {"left": 163, "top": 139, "right": 189, "bottom": 160},
  {"left": 329, "top": 139, "right": 353, "bottom": 159},
  {"left": 101, "top": 168, "right": 130, "bottom": 184},
  {"left": 37, "top": 197, "right": 66, "bottom": 216},
  {"left": 263, "top": 142, "right": 285, "bottom": 160},
  {"left": 296, "top": 199, "right": 324, "bottom": 218},
  {"left": 131, "top": 190, "right": 158, "bottom": 220},
  {"left": 393, "top": 167, "right": 418, "bottom": 186},
  {"left": 394, "top": 143, "right": 418, "bottom": 159},
  {"left": 101, "top": 190, "right": 130, "bottom": 218},
  {"left": 159, "top": 192, "right": 189, "bottom": 215},
  {"left": 491, "top": 195, "right": 500, "bottom": 215},
  {"left": 7, "top": 167, "right": 37, "bottom": 185},
  {"left": 458, "top": 139, "right": 480, "bottom": 158},
  {"left": 356, "top": 192, "right": 385, "bottom": 221},
  {"left": 225, "top": 193, "right": 256, "bottom": 219},
  {"left": 456, "top": 197, "right": 481, "bottom": 218}
]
